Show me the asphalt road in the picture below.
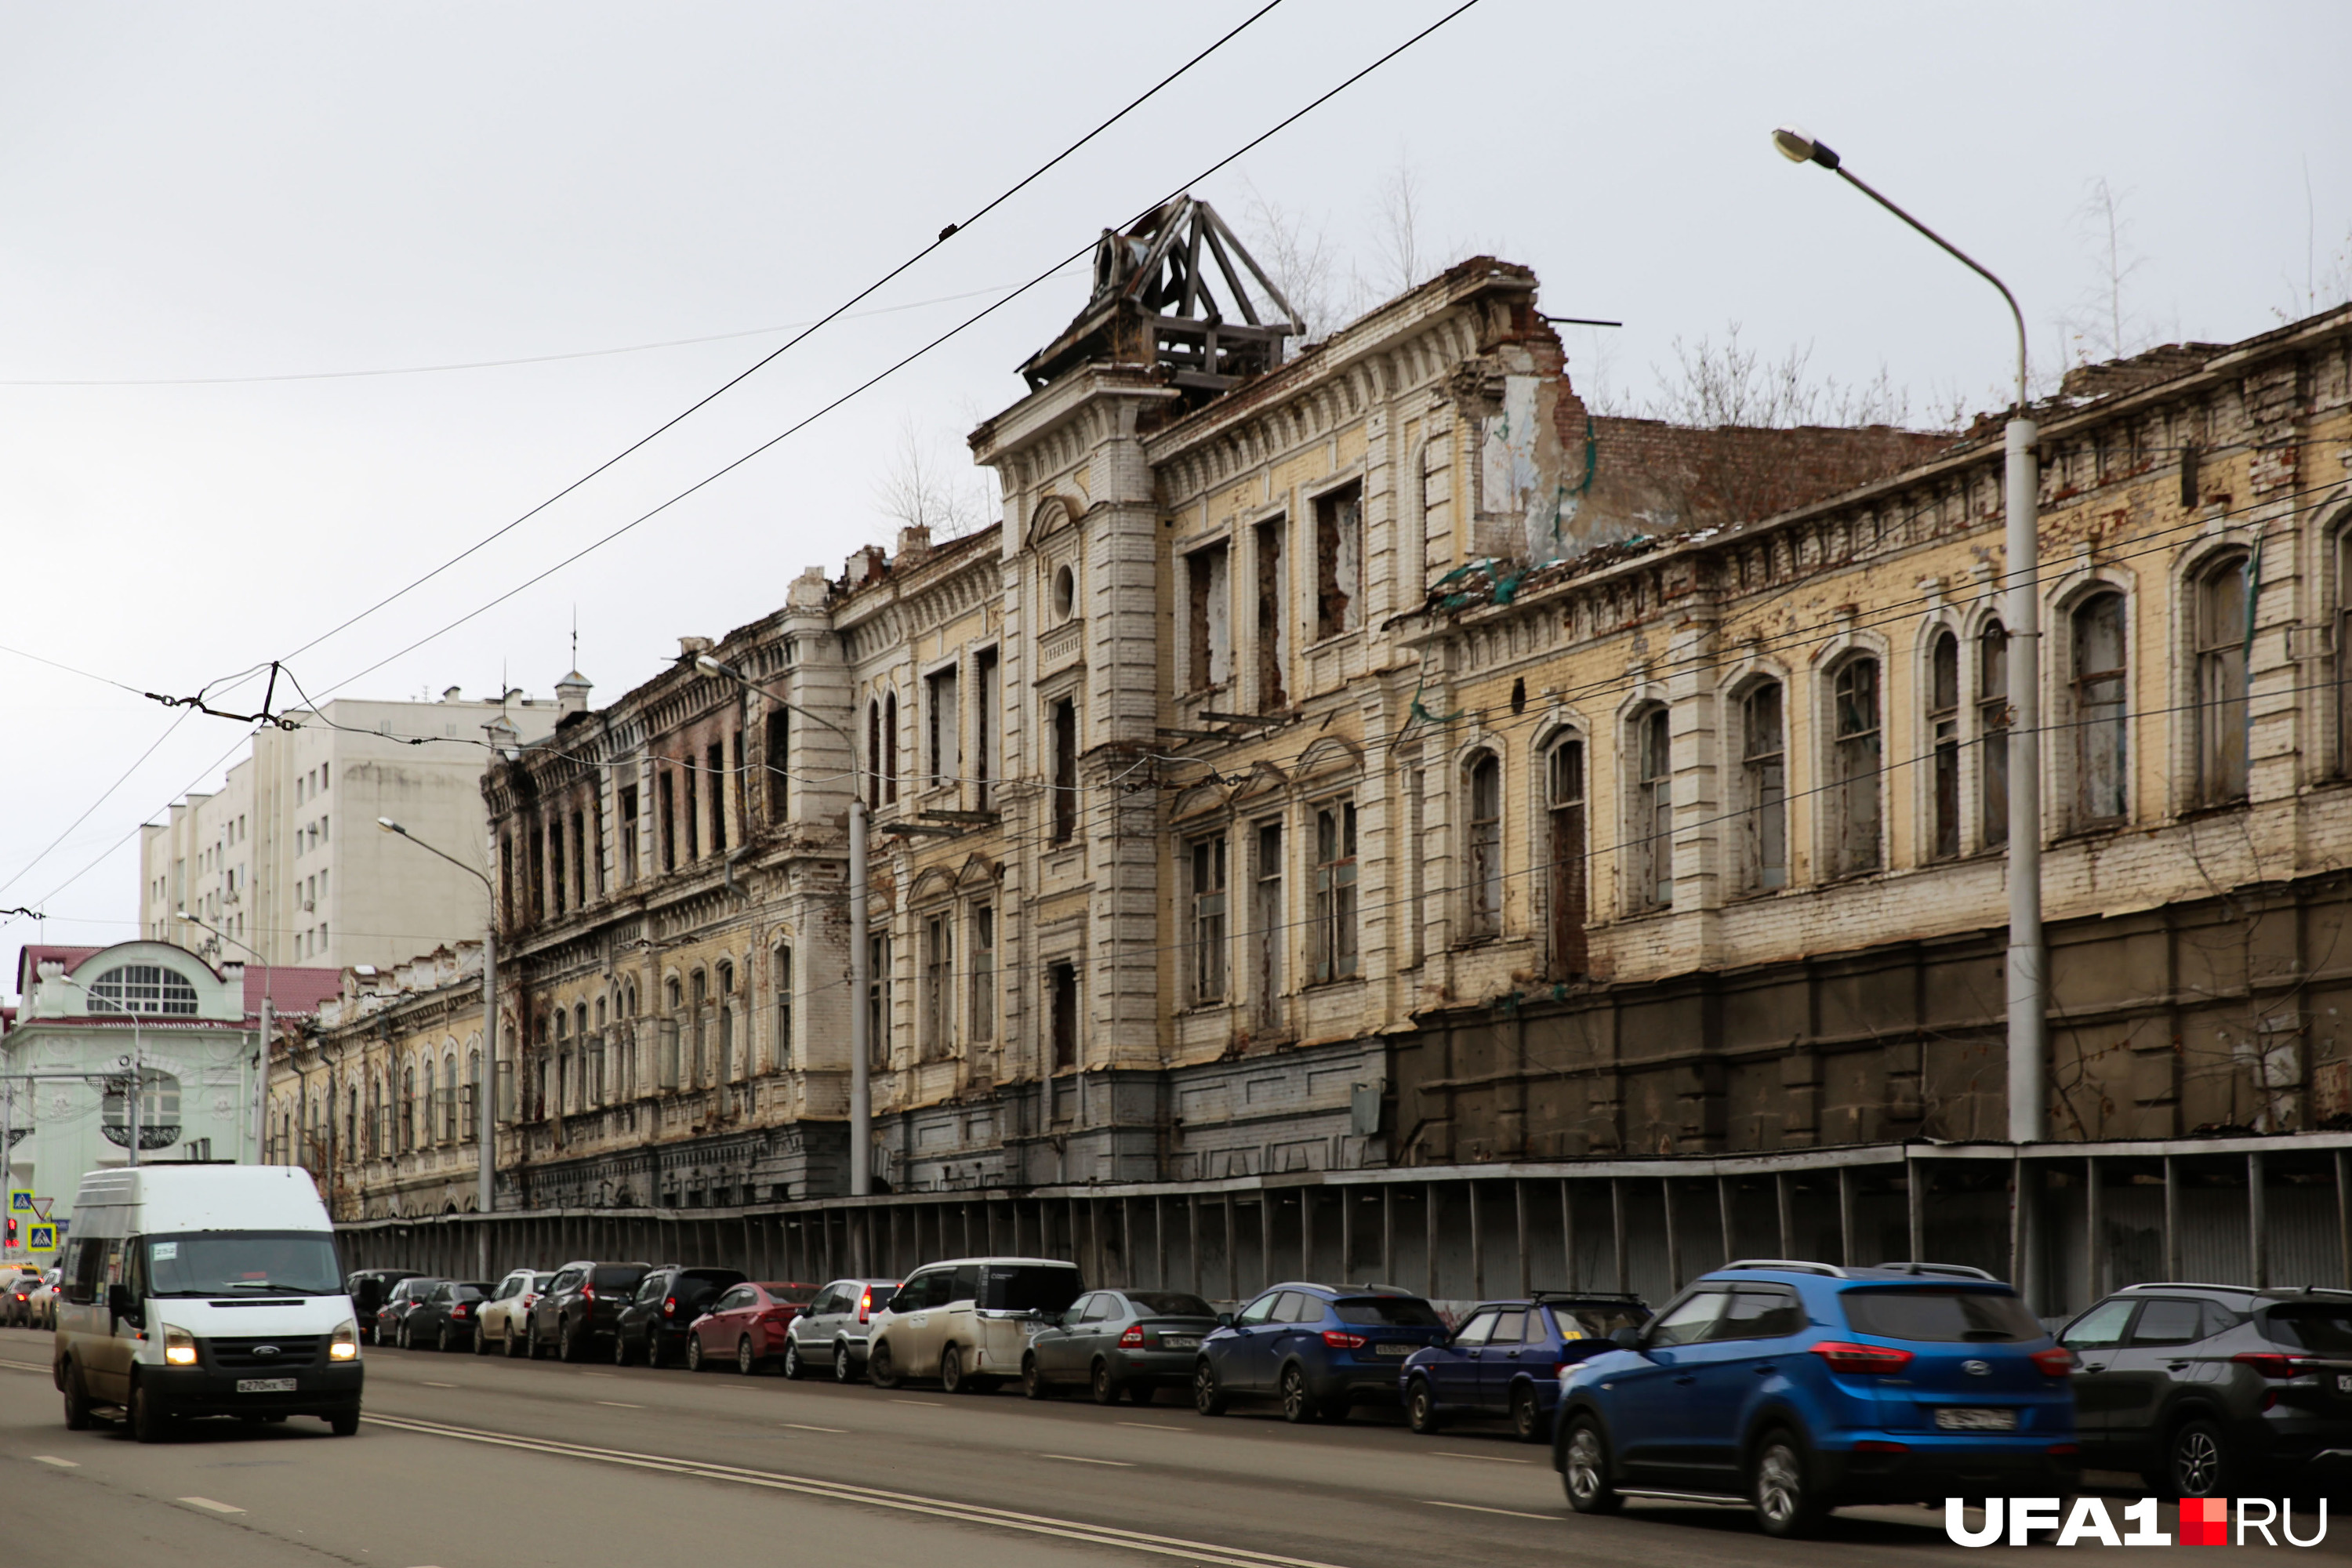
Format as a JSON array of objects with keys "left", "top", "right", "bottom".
[{"left": 0, "top": 1328, "right": 2329, "bottom": 1566}]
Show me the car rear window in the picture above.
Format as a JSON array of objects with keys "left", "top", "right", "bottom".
[
  {"left": 1548, "top": 1304, "right": 1648, "bottom": 1340},
  {"left": 2265, "top": 1303, "right": 2352, "bottom": 1355},
  {"left": 532, "top": 1273, "right": 556, "bottom": 1290},
  {"left": 591, "top": 1265, "right": 648, "bottom": 1290},
  {"left": 764, "top": 1282, "right": 820, "bottom": 1304},
  {"left": 1333, "top": 1295, "right": 1445, "bottom": 1327},
  {"left": 1842, "top": 1287, "right": 2040, "bottom": 1342},
  {"left": 455, "top": 1285, "right": 487, "bottom": 1301},
  {"left": 980, "top": 1265, "right": 1083, "bottom": 1314},
  {"left": 1128, "top": 1292, "right": 1215, "bottom": 1317}
]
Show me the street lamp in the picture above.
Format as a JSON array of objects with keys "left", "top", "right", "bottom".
[
  {"left": 1773, "top": 125, "right": 2044, "bottom": 1145},
  {"left": 692, "top": 652, "right": 874, "bottom": 1200},
  {"left": 378, "top": 817, "right": 498, "bottom": 1245},
  {"left": 177, "top": 909, "right": 278, "bottom": 1168}
]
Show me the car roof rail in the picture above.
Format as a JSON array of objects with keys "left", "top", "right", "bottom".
[
  {"left": 1530, "top": 1290, "right": 1646, "bottom": 1303},
  {"left": 2116, "top": 1280, "right": 2253, "bottom": 1294},
  {"left": 1718, "top": 1259, "right": 1847, "bottom": 1278},
  {"left": 1864, "top": 1261, "right": 1999, "bottom": 1281}
]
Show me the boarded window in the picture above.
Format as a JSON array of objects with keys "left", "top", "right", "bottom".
[
  {"left": 1313, "top": 483, "right": 1362, "bottom": 641},
  {"left": 1979, "top": 622, "right": 2009, "bottom": 848},
  {"left": 1187, "top": 542, "right": 1232, "bottom": 691},
  {"left": 1255, "top": 519, "right": 1287, "bottom": 711},
  {"left": 2337, "top": 533, "right": 2352, "bottom": 777},
  {"left": 969, "top": 906, "right": 994, "bottom": 1041},
  {"left": 927, "top": 665, "right": 960, "bottom": 786},
  {"left": 1465, "top": 753, "right": 1502, "bottom": 937},
  {"left": 1547, "top": 739, "right": 1587, "bottom": 975},
  {"left": 975, "top": 648, "right": 999, "bottom": 810},
  {"left": 1255, "top": 820, "right": 1284, "bottom": 1027},
  {"left": 1929, "top": 633, "right": 1960, "bottom": 859},
  {"left": 1831, "top": 656, "right": 1883, "bottom": 875},
  {"left": 1312, "top": 801, "right": 1359, "bottom": 982},
  {"left": 1740, "top": 683, "right": 1788, "bottom": 891},
  {"left": 2072, "top": 591, "right": 2129, "bottom": 823},
  {"left": 1631, "top": 707, "right": 1672, "bottom": 910},
  {"left": 1050, "top": 697, "right": 1078, "bottom": 842},
  {"left": 2194, "top": 554, "right": 2250, "bottom": 804},
  {"left": 1189, "top": 836, "right": 1228, "bottom": 1004}
]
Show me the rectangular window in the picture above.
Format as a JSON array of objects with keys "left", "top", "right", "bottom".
[
  {"left": 548, "top": 820, "right": 566, "bottom": 917},
  {"left": 1186, "top": 542, "right": 1232, "bottom": 691},
  {"left": 1980, "top": 624, "right": 2010, "bottom": 847},
  {"left": 774, "top": 946, "right": 793, "bottom": 1070},
  {"left": 970, "top": 906, "right": 995, "bottom": 1041},
  {"left": 689, "top": 970, "right": 708, "bottom": 1084},
  {"left": 570, "top": 809, "right": 587, "bottom": 908},
  {"left": 922, "top": 913, "right": 953, "bottom": 1061},
  {"left": 1048, "top": 961, "right": 1078, "bottom": 1072},
  {"left": 619, "top": 786, "right": 640, "bottom": 879},
  {"left": 1740, "top": 684, "right": 1788, "bottom": 891},
  {"left": 1313, "top": 481, "right": 1363, "bottom": 641},
  {"left": 975, "top": 648, "right": 1000, "bottom": 811},
  {"left": 1189, "top": 836, "right": 1228, "bottom": 1004},
  {"left": 2073, "top": 593, "right": 2129, "bottom": 824},
  {"left": 1050, "top": 698, "right": 1078, "bottom": 843},
  {"left": 1312, "top": 801, "right": 1359, "bottom": 982},
  {"left": 867, "top": 932, "right": 892, "bottom": 1068},
  {"left": 765, "top": 708, "right": 790, "bottom": 822},
  {"left": 706, "top": 742, "right": 727, "bottom": 856},
  {"left": 1633, "top": 708, "right": 1672, "bottom": 910},
  {"left": 716, "top": 966, "right": 735, "bottom": 1083},
  {"left": 2195, "top": 556, "right": 2251, "bottom": 804},
  {"left": 1929, "top": 634, "right": 1961, "bottom": 859},
  {"left": 1255, "top": 519, "right": 1287, "bottom": 711},
  {"left": 659, "top": 772, "right": 677, "bottom": 871},
  {"left": 1547, "top": 740, "right": 1588, "bottom": 975},
  {"left": 684, "top": 759, "right": 701, "bottom": 861},
  {"left": 927, "top": 666, "right": 961, "bottom": 786},
  {"left": 1831, "top": 658, "right": 1883, "bottom": 875}
]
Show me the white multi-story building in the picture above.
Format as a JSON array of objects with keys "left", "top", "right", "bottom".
[{"left": 140, "top": 688, "right": 565, "bottom": 972}]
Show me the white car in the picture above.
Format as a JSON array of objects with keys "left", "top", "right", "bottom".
[
  {"left": 27, "top": 1268, "right": 60, "bottom": 1329},
  {"left": 864, "top": 1257, "right": 1083, "bottom": 1393},
  {"left": 477, "top": 1268, "right": 555, "bottom": 1356}
]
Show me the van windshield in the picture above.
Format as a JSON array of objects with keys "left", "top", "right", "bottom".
[{"left": 142, "top": 1231, "right": 343, "bottom": 1298}]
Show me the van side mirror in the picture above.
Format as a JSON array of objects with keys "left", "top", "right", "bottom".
[
  {"left": 1609, "top": 1326, "right": 1641, "bottom": 1349},
  {"left": 107, "top": 1283, "right": 140, "bottom": 1326}
]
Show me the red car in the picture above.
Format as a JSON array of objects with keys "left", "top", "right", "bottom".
[{"left": 685, "top": 1281, "right": 821, "bottom": 1374}]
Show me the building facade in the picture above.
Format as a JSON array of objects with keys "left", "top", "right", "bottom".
[{"left": 141, "top": 688, "right": 562, "bottom": 972}]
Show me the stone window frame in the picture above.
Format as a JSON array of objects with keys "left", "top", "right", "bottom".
[
  {"left": 1809, "top": 630, "right": 1891, "bottom": 880},
  {"left": 1303, "top": 466, "right": 1368, "bottom": 650},
  {"left": 1719, "top": 662, "right": 1792, "bottom": 897},
  {"left": 1530, "top": 715, "right": 1591, "bottom": 978},
  {"left": 1454, "top": 735, "right": 1506, "bottom": 942},
  {"left": 2314, "top": 503, "right": 2352, "bottom": 781},
  {"left": 769, "top": 933, "right": 796, "bottom": 1076},
  {"left": 1619, "top": 696, "right": 1675, "bottom": 916},
  {"left": 1178, "top": 527, "right": 1236, "bottom": 699},
  {"left": 2175, "top": 535, "right": 2258, "bottom": 812},
  {"left": 2045, "top": 564, "right": 2138, "bottom": 836}
]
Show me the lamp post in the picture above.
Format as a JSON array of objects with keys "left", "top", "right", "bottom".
[
  {"left": 177, "top": 910, "right": 278, "bottom": 1168},
  {"left": 378, "top": 818, "right": 498, "bottom": 1259},
  {"left": 692, "top": 652, "right": 873, "bottom": 1200},
  {"left": 1772, "top": 125, "right": 2044, "bottom": 1146}
]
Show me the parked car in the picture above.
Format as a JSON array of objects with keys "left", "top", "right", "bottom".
[
  {"left": 614, "top": 1265, "right": 744, "bottom": 1367},
  {"left": 29, "top": 1268, "right": 60, "bottom": 1329},
  {"left": 372, "top": 1276, "right": 447, "bottom": 1346},
  {"left": 2058, "top": 1281, "right": 2352, "bottom": 1498},
  {"left": 1023, "top": 1289, "right": 1221, "bottom": 1404},
  {"left": 866, "top": 1257, "right": 1085, "bottom": 1392},
  {"left": 347, "top": 1268, "right": 425, "bottom": 1338},
  {"left": 1192, "top": 1282, "right": 1449, "bottom": 1423},
  {"left": 477, "top": 1269, "right": 556, "bottom": 1356},
  {"left": 528, "top": 1260, "right": 652, "bottom": 1362},
  {"left": 402, "top": 1280, "right": 492, "bottom": 1352},
  {"left": 779, "top": 1276, "right": 900, "bottom": 1381},
  {"left": 2, "top": 1269, "right": 42, "bottom": 1326},
  {"left": 684, "top": 1281, "right": 820, "bottom": 1374},
  {"left": 1554, "top": 1261, "right": 2078, "bottom": 1538},
  {"left": 1402, "top": 1293, "right": 1650, "bottom": 1441}
]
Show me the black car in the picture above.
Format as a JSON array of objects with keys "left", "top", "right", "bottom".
[
  {"left": 2059, "top": 1282, "right": 2352, "bottom": 1497},
  {"left": 528, "top": 1259, "right": 653, "bottom": 1362},
  {"left": 615, "top": 1265, "right": 745, "bottom": 1368},
  {"left": 347, "top": 1269, "right": 426, "bottom": 1338},
  {"left": 372, "top": 1276, "right": 447, "bottom": 1346},
  {"left": 403, "top": 1280, "right": 493, "bottom": 1352},
  {"left": 1022, "top": 1289, "right": 1221, "bottom": 1404}
]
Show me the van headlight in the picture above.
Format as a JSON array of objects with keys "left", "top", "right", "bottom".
[
  {"left": 330, "top": 1319, "right": 360, "bottom": 1361},
  {"left": 162, "top": 1324, "right": 198, "bottom": 1367}
]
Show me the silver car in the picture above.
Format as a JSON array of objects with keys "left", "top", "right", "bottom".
[{"left": 781, "top": 1277, "right": 901, "bottom": 1381}]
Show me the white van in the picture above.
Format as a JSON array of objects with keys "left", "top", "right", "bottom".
[{"left": 53, "top": 1166, "right": 361, "bottom": 1441}]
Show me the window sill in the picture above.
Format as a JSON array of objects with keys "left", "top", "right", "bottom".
[{"left": 1300, "top": 975, "right": 1365, "bottom": 993}]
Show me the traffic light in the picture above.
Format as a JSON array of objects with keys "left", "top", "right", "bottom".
[{"left": 5, "top": 1217, "right": 17, "bottom": 1247}]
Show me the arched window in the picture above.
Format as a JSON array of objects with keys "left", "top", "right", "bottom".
[
  {"left": 866, "top": 699, "right": 883, "bottom": 809},
  {"left": 1736, "top": 681, "right": 1788, "bottom": 891},
  {"left": 883, "top": 691, "right": 899, "bottom": 804},
  {"left": 1628, "top": 706, "right": 1673, "bottom": 911},
  {"left": 554, "top": 1007, "right": 570, "bottom": 1115},
  {"left": 2336, "top": 529, "right": 2352, "bottom": 776},
  {"left": 2193, "top": 552, "right": 2251, "bottom": 804},
  {"left": 1829, "top": 655, "right": 1883, "bottom": 876},
  {"left": 1979, "top": 621, "right": 2010, "bottom": 848},
  {"left": 2072, "top": 590, "right": 2129, "bottom": 823},
  {"left": 716, "top": 961, "right": 736, "bottom": 1082},
  {"left": 1545, "top": 735, "right": 1587, "bottom": 975},
  {"left": 1465, "top": 752, "right": 1502, "bottom": 937},
  {"left": 774, "top": 944, "right": 794, "bottom": 1073},
  {"left": 689, "top": 968, "right": 709, "bottom": 1084},
  {"left": 1928, "top": 632, "right": 1961, "bottom": 859},
  {"left": 401, "top": 1067, "right": 416, "bottom": 1152},
  {"left": 421, "top": 1059, "right": 437, "bottom": 1145},
  {"left": 88, "top": 964, "right": 198, "bottom": 1017}
]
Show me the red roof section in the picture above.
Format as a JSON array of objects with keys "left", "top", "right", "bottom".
[{"left": 13, "top": 943, "right": 343, "bottom": 1020}]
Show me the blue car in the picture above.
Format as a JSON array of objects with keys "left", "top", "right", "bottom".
[
  {"left": 1193, "top": 1282, "right": 1450, "bottom": 1423},
  {"left": 1402, "top": 1294, "right": 1650, "bottom": 1443},
  {"left": 1552, "top": 1261, "right": 2078, "bottom": 1537}
]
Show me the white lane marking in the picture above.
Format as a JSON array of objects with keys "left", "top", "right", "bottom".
[
  {"left": 362, "top": 1411, "right": 1349, "bottom": 1568},
  {"left": 1419, "top": 1500, "right": 1555, "bottom": 1522},
  {"left": 782, "top": 1422, "right": 847, "bottom": 1433},
  {"left": 1118, "top": 1421, "right": 1189, "bottom": 1432},
  {"left": 179, "top": 1497, "right": 247, "bottom": 1514},
  {"left": 31, "top": 1455, "right": 77, "bottom": 1468},
  {"left": 422, "top": 1381, "right": 459, "bottom": 1388},
  {"left": 1040, "top": 1452, "right": 1134, "bottom": 1468},
  {"left": 595, "top": 1400, "right": 642, "bottom": 1409},
  {"left": 1432, "top": 1450, "right": 1532, "bottom": 1465},
  {"left": 891, "top": 1398, "right": 943, "bottom": 1407}
]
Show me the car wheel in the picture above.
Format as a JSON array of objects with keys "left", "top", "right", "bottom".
[
  {"left": 1278, "top": 1364, "right": 1317, "bottom": 1424},
  {"left": 941, "top": 1344, "right": 968, "bottom": 1395},
  {"left": 1751, "top": 1428, "right": 1824, "bottom": 1539},
  {"left": 506, "top": 1323, "right": 524, "bottom": 1358},
  {"left": 2168, "top": 1417, "right": 2231, "bottom": 1499},
  {"left": 1090, "top": 1359, "right": 1118, "bottom": 1406},
  {"left": 833, "top": 1342, "right": 855, "bottom": 1384},
  {"left": 61, "top": 1362, "right": 92, "bottom": 1431},
  {"left": 1509, "top": 1384, "right": 1544, "bottom": 1443},
  {"left": 1192, "top": 1359, "right": 1227, "bottom": 1417},
  {"left": 1022, "top": 1354, "right": 1047, "bottom": 1399},
  {"left": 129, "top": 1378, "right": 172, "bottom": 1445},
  {"left": 1406, "top": 1377, "right": 1441, "bottom": 1435},
  {"left": 737, "top": 1337, "right": 757, "bottom": 1376},
  {"left": 558, "top": 1322, "right": 579, "bottom": 1363},
  {"left": 397, "top": 1321, "right": 412, "bottom": 1351},
  {"left": 328, "top": 1410, "right": 361, "bottom": 1437},
  {"left": 782, "top": 1339, "right": 804, "bottom": 1380},
  {"left": 614, "top": 1331, "right": 632, "bottom": 1367},
  {"left": 437, "top": 1324, "right": 452, "bottom": 1353},
  {"left": 686, "top": 1335, "right": 706, "bottom": 1373},
  {"left": 476, "top": 1323, "right": 492, "bottom": 1356},
  {"left": 1561, "top": 1415, "right": 1621, "bottom": 1515},
  {"left": 1128, "top": 1382, "right": 1156, "bottom": 1406},
  {"left": 867, "top": 1339, "right": 899, "bottom": 1389}
]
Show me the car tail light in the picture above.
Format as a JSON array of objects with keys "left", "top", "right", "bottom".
[
  {"left": 858, "top": 1288, "right": 874, "bottom": 1323},
  {"left": 2031, "top": 1346, "right": 2076, "bottom": 1377},
  {"left": 582, "top": 1283, "right": 594, "bottom": 1302},
  {"left": 1119, "top": 1325, "right": 1146, "bottom": 1348},
  {"left": 2233, "top": 1351, "right": 2314, "bottom": 1379},
  {"left": 453, "top": 1305, "right": 470, "bottom": 1319},
  {"left": 1321, "top": 1330, "right": 1367, "bottom": 1350},
  {"left": 1809, "top": 1341, "right": 1913, "bottom": 1375},
  {"left": 2046, "top": 1443, "right": 2079, "bottom": 1455},
  {"left": 663, "top": 1296, "right": 677, "bottom": 1317}
]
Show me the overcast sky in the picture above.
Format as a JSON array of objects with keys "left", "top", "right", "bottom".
[{"left": 1, "top": 0, "right": 2347, "bottom": 964}]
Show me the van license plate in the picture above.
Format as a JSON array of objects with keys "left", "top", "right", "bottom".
[
  {"left": 237, "top": 1377, "right": 296, "bottom": 1394},
  {"left": 1934, "top": 1406, "right": 2016, "bottom": 1432}
]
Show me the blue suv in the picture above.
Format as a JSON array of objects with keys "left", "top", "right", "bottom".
[
  {"left": 1401, "top": 1294, "right": 1650, "bottom": 1442},
  {"left": 1193, "top": 1282, "right": 1449, "bottom": 1422},
  {"left": 1552, "top": 1261, "right": 2078, "bottom": 1537}
]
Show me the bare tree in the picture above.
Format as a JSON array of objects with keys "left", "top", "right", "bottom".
[
  {"left": 1368, "top": 157, "right": 1425, "bottom": 298},
  {"left": 2272, "top": 159, "right": 2352, "bottom": 324},
  {"left": 872, "top": 414, "right": 992, "bottom": 542},
  {"left": 1617, "top": 322, "right": 1922, "bottom": 430},
  {"left": 2060, "top": 176, "right": 2157, "bottom": 365},
  {"left": 1236, "top": 175, "right": 1353, "bottom": 343}
]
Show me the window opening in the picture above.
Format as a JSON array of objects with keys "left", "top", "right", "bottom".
[
  {"left": 1831, "top": 657, "right": 1883, "bottom": 875},
  {"left": 1929, "top": 632, "right": 1961, "bottom": 859},
  {"left": 1632, "top": 707, "right": 1673, "bottom": 909},
  {"left": 2194, "top": 554, "right": 2251, "bottom": 804},
  {"left": 1465, "top": 753, "right": 1502, "bottom": 937},
  {"left": 1980, "top": 622, "right": 2010, "bottom": 847},
  {"left": 1312, "top": 800, "right": 1359, "bottom": 982},
  {"left": 1190, "top": 836, "right": 1228, "bottom": 1004},
  {"left": 2073, "top": 591, "right": 2129, "bottom": 823},
  {"left": 1313, "top": 482, "right": 1363, "bottom": 640},
  {"left": 1546, "top": 739, "right": 1587, "bottom": 975},
  {"left": 1740, "top": 684, "right": 1788, "bottom": 891},
  {"left": 1186, "top": 542, "right": 1232, "bottom": 691},
  {"left": 1254, "top": 519, "right": 1287, "bottom": 711}
]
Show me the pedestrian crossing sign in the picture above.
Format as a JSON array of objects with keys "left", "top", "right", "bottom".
[
  {"left": 6, "top": 1191, "right": 31, "bottom": 1215},
  {"left": 24, "top": 1224, "right": 56, "bottom": 1253}
]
